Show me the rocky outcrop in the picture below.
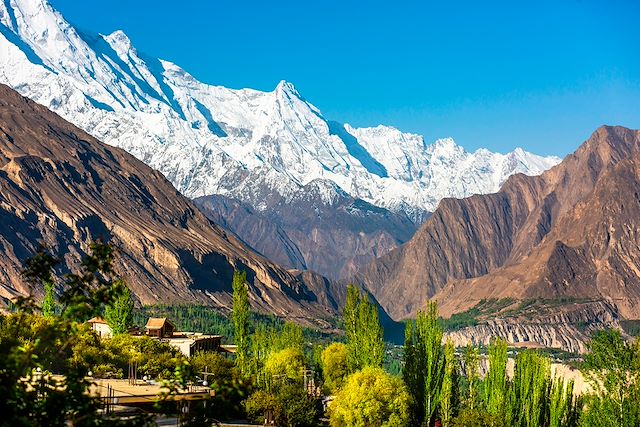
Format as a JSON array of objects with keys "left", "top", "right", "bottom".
[
  {"left": 445, "top": 301, "right": 621, "bottom": 353},
  {"left": 357, "top": 126, "right": 640, "bottom": 327},
  {"left": 0, "top": 84, "right": 340, "bottom": 326}
]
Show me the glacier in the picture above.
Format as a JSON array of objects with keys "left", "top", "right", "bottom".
[{"left": 0, "top": 0, "right": 561, "bottom": 220}]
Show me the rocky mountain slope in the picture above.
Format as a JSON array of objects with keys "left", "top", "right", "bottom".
[
  {"left": 0, "top": 83, "right": 341, "bottom": 326},
  {"left": 195, "top": 180, "right": 419, "bottom": 279},
  {"left": 356, "top": 126, "right": 640, "bottom": 349},
  {"left": 0, "top": 0, "right": 559, "bottom": 222}
]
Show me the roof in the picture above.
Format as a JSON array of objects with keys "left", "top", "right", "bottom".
[
  {"left": 145, "top": 317, "right": 175, "bottom": 330},
  {"left": 87, "top": 317, "right": 108, "bottom": 325}
]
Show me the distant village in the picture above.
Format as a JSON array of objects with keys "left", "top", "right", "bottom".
[{"left": 87, "top": 316, "right": 236, "bottom": 358}]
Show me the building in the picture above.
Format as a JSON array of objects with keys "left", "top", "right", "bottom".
[
  {"left": 87, "top": 317, "right": 113, "bottom": 338},
  {"left": 144, "top": 317, "right": 175, "bottom": 338},
  {"left": 144, "top": 317, "right": 225, "bottom": 358}
]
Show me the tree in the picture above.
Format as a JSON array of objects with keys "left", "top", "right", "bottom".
[
  {"left": 342, "top": 284, "right": 384, "bottom": 372},
  {"left": 321, "top": 342, "right": 348, "bottom": 393},
  {"left": 484, "top": 337, "right": 508, "bottom": 423},
  {"left": 0, "top": 242, "right": 155, "bottom": 426},
  {"left": 462, "top": 345, "right": 479, "bottom": 410},
  {"left": 104, "top": 281, "right": 134, "bottom": 335},
  {"left": 264, "top": 347, "right": 305, "bottom": 388},
  {"left": 580, "top": 329, "right": 640, "bottom": 427},
  {"left": 232, "top": 270, "right": 250, "bottom": 375},
  {"left": 329, "top": 366, "right": 411, "bottom": 427},
  {"left": 509, "top": 350, "right": 550, "bottom": 427},
  {"left": 245, "top": 384, "right": 317, "bottom": 427},
  {"left": 42, "top": 281, "right": 57, "bottom": 318},
  {"left": 403, "top": 300, "right": 445, "bottom": 426},
  {"left": 440, "top": 340, "right": 458, "bottom": 427}
]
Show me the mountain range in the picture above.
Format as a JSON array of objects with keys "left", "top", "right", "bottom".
[
  {"left": 0, "top": 0, "right": 560, "bottom": 279},
  {"left": 0, "top": 83, "right": 343, "bottom": 326},
  {"left": 2, "top": 0, "right": 637, "bottom": 353},
  {"left": 356, "top": 125, "right": 640, "bottom": 352}
]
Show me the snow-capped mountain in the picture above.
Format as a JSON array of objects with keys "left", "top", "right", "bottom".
[{"left": 0, "top": 0, "right": 560, "bottom": 220}]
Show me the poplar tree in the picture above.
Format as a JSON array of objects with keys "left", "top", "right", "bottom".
[
  {"left": 484, "top": 337, "right": 508, "bottom": 422},
  {"left": 440, "top": 340, "right": 457, "bottom": 427},
  {"left": 232, "top": 270, "right": 250, "bottom": 375},
  {"left": 509, "top": 350, "right": 550, "bottom": 427},
  {"left": 403, "top": 301, "right": 445, "bottom": 426},
  {"left": 342, "top": 285, "right": 384, "bottom": 372},
  {"left": 463, "top": 344, "right": 479, "bottom": 410}
]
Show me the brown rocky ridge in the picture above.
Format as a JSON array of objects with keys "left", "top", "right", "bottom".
[
  {"left": 355, "top": 126, "right": 640, "bottom": 351},
  {"left": 0, "top": 84, "right": 341, "bottom": 326}
]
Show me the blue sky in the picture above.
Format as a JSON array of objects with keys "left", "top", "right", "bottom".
[{"left": 50, "top": 0, "right": 640, "bottom": 156}]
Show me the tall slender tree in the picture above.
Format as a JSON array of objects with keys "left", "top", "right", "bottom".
[
  {"left": 440, "top": 340, "right": 457, "bottom": 427},
  {"left": 232, "top": 270, "right": 250, "bottom": 375},
  {"left": 343, "top": 285, "right": 384, "bottom": 372},
  {"left": 484, "top": 337, "right": 509, "bottom": 423},
  {"left": 403, "top": 301, "right": 445, "bottom": 426},
  {"left": 463, "top": 344, "right": 479, "bottom": 410}
]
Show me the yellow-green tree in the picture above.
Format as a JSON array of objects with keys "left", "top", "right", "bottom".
[
  {"left": 321, "top": 342, "right": 348, "bottom": 393},
  {"left": 264, "top": 347, "right": 305, "bottom": 387},
  {"left": 329, "top": 366, "right": 410, "bottom": 427}
]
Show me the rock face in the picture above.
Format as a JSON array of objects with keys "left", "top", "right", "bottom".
[
  {"left": 445, "top": 301, "right": 620, "bottom": 353},
  {"left": 357, "top": 126, "right": 640, "bottom": 330},
  {"left": 0, "top": 84, "right": 340, "bottom": 325},
  {"left": 194, "top": 180, "right": 419, "bottom": 280}
]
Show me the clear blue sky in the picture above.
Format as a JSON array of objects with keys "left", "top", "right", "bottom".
[{"left": 50, "top": 0, "right": 640, "bottom": 156}]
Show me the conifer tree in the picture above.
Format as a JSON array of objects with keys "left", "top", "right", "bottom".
[{"left": 232, "top": 270, "right": 250, "bottom": 375}]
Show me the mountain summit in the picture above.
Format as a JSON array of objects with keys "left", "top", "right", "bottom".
[{"left": 0, "top": 0, "right": 560, "bottom": 222}]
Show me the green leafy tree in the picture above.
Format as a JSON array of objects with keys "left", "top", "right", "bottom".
[
  {"left": 509, "top": 350, "right": 550, "bottom": 427},
  {"left": 104, "top": 281, "right": 134, "bottom": 335},
  {"left": 321, "top": 342, "right": 348, "bottom": 393},
  {"left": 484, "top": 337, "right": 509, "bottom": 423},
  {"left": 264, "top": 347, "right": 305, "bottom": 389},
  {"left": 440, "top": 340, "right": 458, "bottom": 427},
  {"left": 462, "top": 344, "right": 480, "bottom": 410},
  {"left": 232, "top": 270, "right": 250, "bottom": 375},
  {"left": 0, "top": 242, "right": 154, "bottom": 426},
  {"left": 329, "top": 366, "right": 411, "bottom": 427},
  {"left": 42, "top": 281, "right": 57, "bottom": 318},
  {"left": 580, "top": 329, "right": 640, "bottom": 427},
  {"left": 404, "top": 301, "right": 445, "bottom": 426},
  {"left": 342, "top": 284, "right": 384, "bottom": 372}
]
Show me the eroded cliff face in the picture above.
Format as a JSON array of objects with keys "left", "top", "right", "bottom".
[
  {"left": 445, "top": 301, "right": 620, "bottom": 353},
  {"left": 357, "top": 126, "right": 640, "bottom": 327},
  {"left": 0, "top": 84, "right": 339, "bottom": 326}
]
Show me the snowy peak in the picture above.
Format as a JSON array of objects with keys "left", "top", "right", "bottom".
[{"left": 0, "top": 0, "right": 562, "bottom": 219}]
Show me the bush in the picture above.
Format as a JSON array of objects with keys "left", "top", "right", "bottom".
[{"left": 329, "top": 366, "right": 410, "bottom": 427}]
